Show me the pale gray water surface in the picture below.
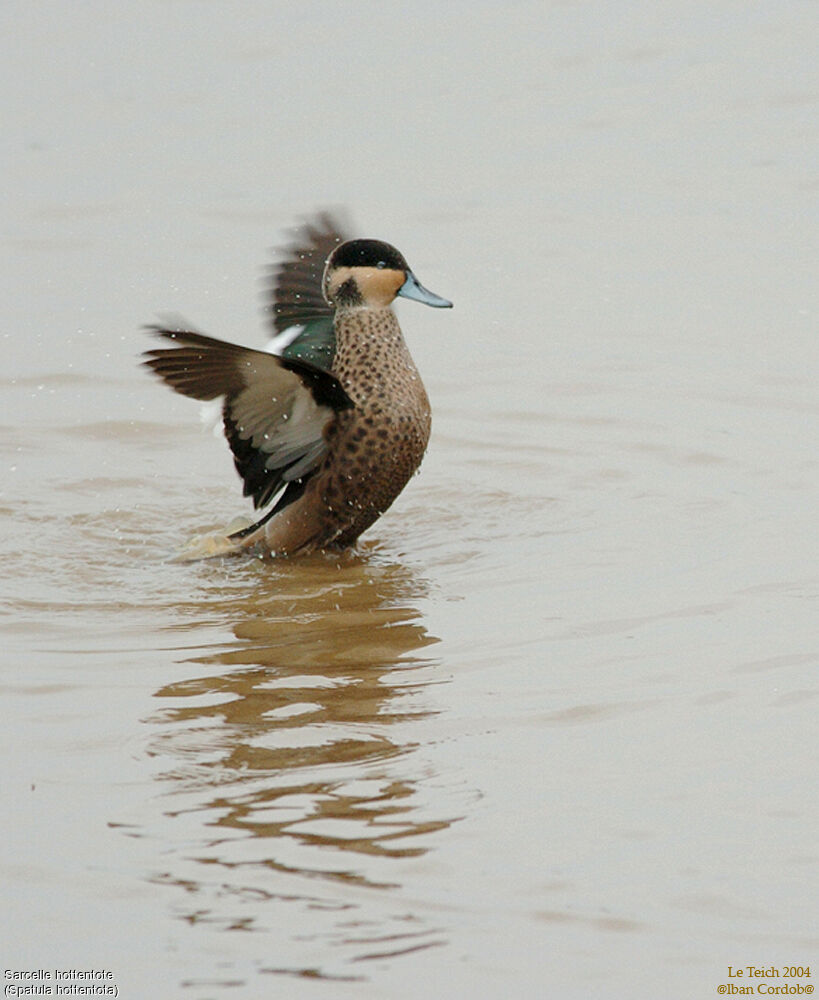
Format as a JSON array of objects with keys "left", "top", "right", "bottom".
[{"left": 2, "top": 2, "right": 817, "bottom": 997}]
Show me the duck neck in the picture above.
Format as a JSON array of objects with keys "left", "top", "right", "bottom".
[
  {"left": 331, "top": 306, "right": 417, "bottom": 405},
  {"left": 333, "top": 306, "right": 405, "bottom": 355}
]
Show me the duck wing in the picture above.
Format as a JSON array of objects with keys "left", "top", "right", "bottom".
[
  {"left": 143, "top": 325, "right": 353, "bottom": 510},
  {"left": 263, "top": 210, "right": 353, "bottom": 370}
]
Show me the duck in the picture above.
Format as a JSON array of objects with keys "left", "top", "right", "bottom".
[{"left": 142, "top": 213, "right": 452, "bottom": 557}]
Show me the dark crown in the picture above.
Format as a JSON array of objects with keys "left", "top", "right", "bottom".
[{"left": 328, "top": 239, "right": 408, "bottom": 272}]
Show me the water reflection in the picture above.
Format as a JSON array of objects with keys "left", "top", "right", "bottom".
[{"left": 140, "top": 551, "right": 455, "bottom": 966}]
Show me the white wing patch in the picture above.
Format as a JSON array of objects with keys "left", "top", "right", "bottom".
[{"left": 264, "top": 325, "right": 304, "bottom": 355}]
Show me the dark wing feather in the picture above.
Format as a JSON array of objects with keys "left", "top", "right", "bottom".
[
  {"left": 143, "top": 325, "right": 353, "bottom": 509},
  {"left": 263, "top": 211, "right": 353, "bottom": 365}
]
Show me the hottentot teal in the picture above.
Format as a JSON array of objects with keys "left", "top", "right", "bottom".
[{"left": 143, "top": 215, "right": 451, "bottom": 557}]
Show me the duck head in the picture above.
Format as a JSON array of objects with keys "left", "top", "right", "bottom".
[{"left": 322, "top": 238, "right": 452, "bottom": 310}]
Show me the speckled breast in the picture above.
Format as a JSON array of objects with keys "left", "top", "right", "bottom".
[{"left": 321, "top": 309, "right": 431, "bottom": 545}]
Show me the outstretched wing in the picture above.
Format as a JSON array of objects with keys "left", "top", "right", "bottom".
[
  {"left": 263, "top": 210, "right": 353, "bottom": 370},
  {"left": 143, "top": 325, "right": 353, "bottom": 510}
]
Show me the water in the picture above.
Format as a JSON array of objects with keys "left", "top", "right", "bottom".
[{"left": 2, "top": 1, "right": 817, "bottom": 997}]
